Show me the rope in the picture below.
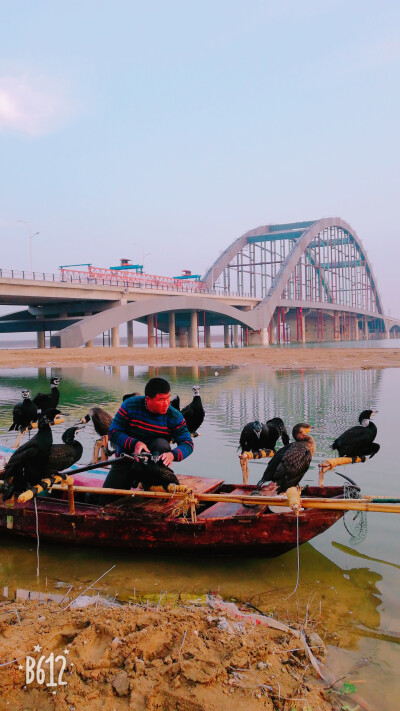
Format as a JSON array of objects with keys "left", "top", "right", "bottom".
[
  {"left": 284, "top": 513, "right": 300, "bottom": 600},
  {"left": 34, "top": 498, "right": 40, "bottom": 578}
]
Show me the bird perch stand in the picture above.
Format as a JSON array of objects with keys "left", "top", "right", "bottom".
[
  {"left": 239, "top": 450, "right": 274, "bottom": 485},
  {"left": 13, "top": 428, "right": 28, "bottom": 450},
  {"left": 319, "top": 456, "right": 364, "bottom": 485},
  {"left": 285, "top": 486, "right": 302, "bottom": 513},
  {"left": 17, "top": 474, "right": 74, "bottom": 504}
]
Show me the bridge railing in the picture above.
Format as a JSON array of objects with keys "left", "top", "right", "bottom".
[{"left": 0, "top": 267, "right": 251, "bottom": 298}]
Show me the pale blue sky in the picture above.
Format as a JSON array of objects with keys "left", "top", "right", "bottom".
[{"left": 1, "top": 0, "right": 399, "bottom": 312}]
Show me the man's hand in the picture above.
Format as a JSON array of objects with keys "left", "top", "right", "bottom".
[
  {"left": 134, "top": 441, "right": 150, "bottom": 460},
  {"left": 159, "top": 451, "right": 174, "bottom": 467}
]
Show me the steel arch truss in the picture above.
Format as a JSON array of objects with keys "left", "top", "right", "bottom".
[{"left": 203, "top": 218, "right": 384, "bottom": 326}]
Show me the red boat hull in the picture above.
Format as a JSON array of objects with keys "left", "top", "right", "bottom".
[{"left": 0, "top": 478, "right": 345, "bottom": 557}]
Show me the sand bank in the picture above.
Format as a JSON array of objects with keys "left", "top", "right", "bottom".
[
  {"left": 0, "top": 345, "right": 399, "bottom": 370},
  {"left": 0, "top": 596, "right": 358, "bottom": 711}
]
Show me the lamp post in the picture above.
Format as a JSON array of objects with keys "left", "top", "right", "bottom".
[
  {"left": 132, "top": 243, "right": 151, "bottom": 272},
  {"left": 18, "top": 220, "right": 40, "bottom": 273}
]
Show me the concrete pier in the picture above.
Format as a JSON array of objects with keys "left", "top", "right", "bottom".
[
  {"left": 127, "top": 320, "right": 134, "bottom": 347},
  {"left": 177, "top": 328, "right": 187, "bottom": 348},
  {"left": 111, "top": 325, "right": 119, "bottom": 347},
  {"left": 189, "top": 311, "right": 198, "bottom": 348},
  {"left": 224, "top": 324, "right": 230, "bottom": 348},
  {"left": 37, "top": 331, "right": 45, "bottom": 349},
  {"left": 147, "top": 315, "right": 155, "bottom": 348},
  {"left": 168, "top": 312, "right": 176, "bottom": 348}
]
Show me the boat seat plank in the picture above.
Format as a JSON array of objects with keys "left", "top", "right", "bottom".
[
  {"left": 104, "top": 475, "right": 224, "bottom": 517},
  {"left": 197, "top": 486, "right": 274, "bottom": 520}
]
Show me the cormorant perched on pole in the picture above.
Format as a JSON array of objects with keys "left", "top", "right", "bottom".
[
  {"left": 33, "top": 377, "right": 61, "bottom": 415},
  {"left": 239, "top": 417, "right": 290, "bottom": 453},
  {"left": 257, "top": 423, "right": 316, "bottom": 493},
  {"left": 9, "top": 390, "right": 38, "bottom": 448},
  {"left": 2, "top": 416, "right": 53, "bottom": 501},
  {"left": 331, "top": 410, "right": 380, "bottom": 461},
  {"left": 80, "top": 406, "right": 113, "bottom": 462},
  {"left": 180, "top": 386, "right": 205, "bottom": 437},
  {"left": 45, "top": 426, "right": 85, "bottom": 475}
]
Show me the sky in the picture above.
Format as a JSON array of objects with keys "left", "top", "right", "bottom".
[{"left": 0, "top": 0, "right": 399, "bottom": 314}]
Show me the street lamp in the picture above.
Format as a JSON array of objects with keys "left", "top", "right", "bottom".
[
  {"left": 132, "top": 243, "right": 151, "bottom": 271},
  {"left": 18, "top": 220, "right": 40, "bottom": 273}
]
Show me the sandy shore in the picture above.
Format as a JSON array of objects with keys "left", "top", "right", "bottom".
[
  {"left": 0, "top": 345, "right": 399, "bottom": 370},
  {"left": 0, "top": 596, "right": 359, "bottom": 711}
]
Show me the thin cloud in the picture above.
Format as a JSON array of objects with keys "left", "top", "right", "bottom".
[{"left": 0, "top": 73, "right": 72, "bottom": 137}]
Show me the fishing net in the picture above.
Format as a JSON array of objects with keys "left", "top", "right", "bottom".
[{"left": 342, "top": 482, "right": 368, "bottom": 545}]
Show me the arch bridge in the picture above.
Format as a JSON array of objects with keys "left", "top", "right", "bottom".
[{"left": 0, "top": 217, "right": 398, "bottom": 347}]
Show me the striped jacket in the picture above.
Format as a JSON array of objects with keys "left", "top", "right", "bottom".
[{"left": 109, "top": 395, "right": 194, "bottom": 462}]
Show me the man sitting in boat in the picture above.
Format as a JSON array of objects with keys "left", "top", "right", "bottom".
[{"left": 100, "top": 377, "right": 193, "bottom": 503}]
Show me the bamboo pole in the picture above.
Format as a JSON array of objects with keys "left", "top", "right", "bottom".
[
  {"left": 17, "top": 474, "right": 74, "bottom": 503},
  {"left": 239, "top": 449, "right": 274, "bottom": 485},
  {"left": 319, "top": 456, "right": 364, "bottom": 484},
  {"left": 67, "top": 482, "right": 75, "bottom": 515},
  {"left": 43, "top": 484, "right": 400, "bottom": 514}
]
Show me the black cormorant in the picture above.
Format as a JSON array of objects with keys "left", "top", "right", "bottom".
[
  {"left": 239, "top": 417, "right": 290, "bottom": 453},
  {"left": 331, "top": 410, "right": 379, "bottom": 461},
  {"left": 9, "top": 390, "right": 38, "bottom": 434},
  {"left": 122, "top": 392, "right": 140, "bottom": 401},
  {"left": 170, "top": 395, "right": 180, "bottom": 411},
  {"left": 180, "top": 386, "right": 205, "bottom": 436},
  {"left": 45, "top": 426, "right": 84, "bottom": 475},
  {"left": 257, "top": 423, "right": 316, "bottom": 493},
  {"left": 2, "top": 416, "right": 53, "bottom": 500},
  {"left": 136, "top": 453, "right": 180, "bottom": 491},
  {"left": 265, "top": 417, "right": 290, "bottom": 448},
  {"left": 33, "top": 377, "right": 61, "bottom": 415},
  {"left": 80, "top": 406, "right": 113, "bottom": 462}
]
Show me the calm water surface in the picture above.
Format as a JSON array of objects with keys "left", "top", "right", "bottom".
[{"left": 0, "top": 364, "right": 399, "bottom": 709}]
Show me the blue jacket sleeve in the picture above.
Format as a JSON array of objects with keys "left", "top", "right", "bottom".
[
  {"left": 108, "top": 404, "right": 137, "bottom": 453},
  {"left": 170, "top": 413, "right": 194, "bottom": 462}
]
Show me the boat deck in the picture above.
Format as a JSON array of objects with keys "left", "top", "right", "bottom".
[{"left": 102, "top": 475, "right": 225, "bottom": 519}]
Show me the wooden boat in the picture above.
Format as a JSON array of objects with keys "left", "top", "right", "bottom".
[{"left": 0, "top": 468, "right": 346, "bottom": 556}]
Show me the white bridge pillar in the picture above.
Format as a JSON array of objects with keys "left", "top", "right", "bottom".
[
  {"left": 127, "top": 320, "right": 134, "bottom": 347},
  {"left": 189, "top": 311, "right": 198, "bottom": 348},
  {"left": 168, "top": 312, "right": 176, "bottom": 347},
  {"left": 37, "top": 331, "right": 45, "bottom": 349},
  {"left": 111, "top": 325, "right": 119, "bottom": 347}
]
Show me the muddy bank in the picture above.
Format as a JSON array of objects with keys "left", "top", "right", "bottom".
[
  {"left": 0, "top": 596, "right": 358, "bottom": 711},
  {"left": 0, "top": 345, "right": 399, "bottom": 370}
]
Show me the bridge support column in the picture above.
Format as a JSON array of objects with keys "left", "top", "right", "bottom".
[
  {"left": 111, "top": 325, "right": 119, "bottom": 348},
  {"left": 248, "top": 328, "right": 268, "bottom": 346},
  {"left": 148, "top": 315, "right": 155, "bottom": 348},
  {"left": 233, "top": 324, "right": 239, "bottom": 347},
  {"left": 353, "top": 316, "right": 359, "bottom": 341},
  {"left": 205, "top": 324, "right": 211, "bottom": 348},
  {"left": 168, "top": 312, "right": 176, "bottom": 348},
  {"left": 189, "top": 311, "right": 198, "bottom": 348},
  {"left": 37, "top": 331, "right": 45, "bottom": 349},
  {"left": 177, "top": 328, "right": 187, "bottom": 348},
  {"left": 224, "top": 325, "right": 230, "bottom": 348},
  {"left": 127, "top": 320, "right": 134, "bottom": 347}
]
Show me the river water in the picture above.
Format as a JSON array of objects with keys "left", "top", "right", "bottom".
[{"left": 0, "top": 363, "right": 399, "bottom": 709}]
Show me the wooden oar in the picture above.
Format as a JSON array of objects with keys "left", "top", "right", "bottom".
[{"left": 42, "top": 484, "right": 400, "bottom": 514}]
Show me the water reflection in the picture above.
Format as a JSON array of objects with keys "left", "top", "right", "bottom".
[{"left": 0, "top": 364, "right": 399, "bottom": 709}]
